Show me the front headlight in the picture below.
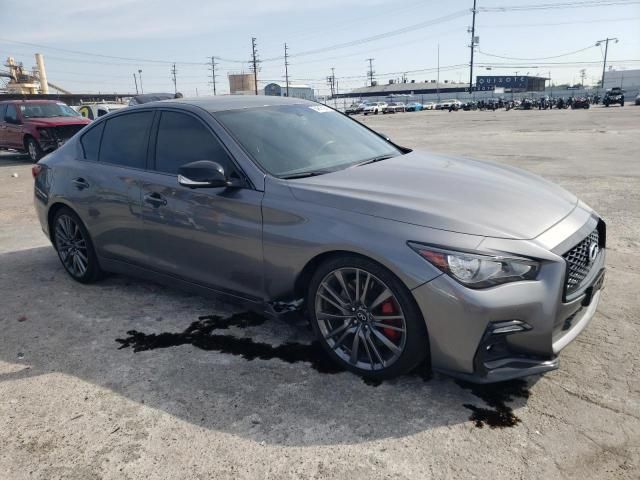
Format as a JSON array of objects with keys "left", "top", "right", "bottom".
[{"left": 408, "top": 242, "right": 539, "bottom": 288}]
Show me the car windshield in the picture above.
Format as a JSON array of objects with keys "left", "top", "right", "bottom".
[
  {"left": 215, "top": 104, "right": 401, "bottom": 177},
  {"left": 20, "top": 103, "right": 79, "bottom": 118}
]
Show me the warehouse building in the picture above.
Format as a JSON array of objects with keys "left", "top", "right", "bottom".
[
  {"left": 264, "top": 82, "right": 315, "bottom": 100},
  {"left": 603, "top": 69, "right": 640, "bottom": 91}
]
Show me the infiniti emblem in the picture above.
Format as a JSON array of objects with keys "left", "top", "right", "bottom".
[{"left": 588, "top": 242, "right": 599, "bottom": 263}]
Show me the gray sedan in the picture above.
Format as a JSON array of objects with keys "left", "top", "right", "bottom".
[{"left": 33, "top": 96, "right": 606, "bottom": 382}]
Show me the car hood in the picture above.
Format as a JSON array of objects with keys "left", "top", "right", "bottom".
[
  {"left": 26, "top": 117, "right": 91, "bottom": 127},
  {"left": 288, "top": 151, "right": 578, "bottom": 239}
]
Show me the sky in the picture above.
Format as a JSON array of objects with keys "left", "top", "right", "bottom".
[{"left": 1, "top": 0, "right": 639, "bottom": 97}]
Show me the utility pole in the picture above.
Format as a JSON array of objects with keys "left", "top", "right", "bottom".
[
  {"left": 548, "top": 71, "right": 552, "bottom": 98},
  {"left": 468, "top": 0, "right": 478, "bottom": 95},
  {"left": 436, "top": 43, "right": 440, "bottom": 102},
  {"left": 251, "top": 37, "right": 259, "bottom": 95},
  {"left": 327, "top": 68, "right": 336, "bottom": 107},
  {"left": 133, "top": 73, "right": 139, "bottom": 94},
  {"left": 366, "top": 58, "right": 375, "bottom": 87},
  {"left": 284, "top": 43, "right": 290, "bottom": 97},
  {"left": 596, "top": 37, "right": 618, "bottom": 93},
  {"left": 138, "top": 69, "right": 143, "bottom": 93},
  {"left": 171, "top": 63, "right": 177, "bottom": 94},
  {"left": 209, "top": 56, "right": 218, "bottom": 95}
]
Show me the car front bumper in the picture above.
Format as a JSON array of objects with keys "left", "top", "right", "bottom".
[{"left": 410, "top": 208, "right": 606, "bottom": 383}]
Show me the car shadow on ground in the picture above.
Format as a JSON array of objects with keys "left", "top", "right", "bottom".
[
  {"left": 0, "top": 151, "right": 31, "bottom": 167},
  {"left": 1, "top": 247, "right": 539, "bottom": 446}
]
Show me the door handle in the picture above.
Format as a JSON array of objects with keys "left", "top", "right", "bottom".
[
  {"left": 72, "top": 177, "right": 90, "bottom": 190},
  {"left": 144, "top": 192, "right": 167, "bottom": 207}
]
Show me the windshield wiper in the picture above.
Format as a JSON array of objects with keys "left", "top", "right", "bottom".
[
  {"left": 354, "top": 154, "right": 397, "bottom": 167},
  {"left": 280, "top": 170, "right": 331, "bottom": 179}
]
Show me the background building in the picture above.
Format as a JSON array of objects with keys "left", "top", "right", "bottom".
[
  {"left": 603, "top": 69, "right": 640, "bottom": 91},
  {"left": 475, "top": 75, "right": 547, "bottom": 93},
  {"left": 228, "top": 73, "right": 256, "bottom": 95},
  {"left": 264, "top": 82, "right": 314, "bottom": 100}
]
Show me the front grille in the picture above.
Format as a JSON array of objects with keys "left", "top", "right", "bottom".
[
  {"left": 563, "top": 228, "right": 599, "bottom": 295},
  {"left": 52, "top": 125, "right": 85, "bottom": 141}
]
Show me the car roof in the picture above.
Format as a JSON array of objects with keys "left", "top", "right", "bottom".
[{"left": 147, "top": 95, "right": 315, "bottom": 112}]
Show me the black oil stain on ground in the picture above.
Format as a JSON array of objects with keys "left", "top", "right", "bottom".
[
  {"left": 456, "top": 379, "right": 530, "bottom": 428},
  {"left": 116, "top": 311, "right": 433, "bottom": 385},
  {"left": 116, "top": 311, "right": 343, "bottom": 374}
]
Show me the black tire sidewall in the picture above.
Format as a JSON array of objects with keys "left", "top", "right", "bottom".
[
  {"left": 26, "top": 137, "right": 42, "bottom": 163},
  {"left": 53, "top": 207, "right": 102, "bottom": 283},
  {"left": 306, "top": 255, "right": 429, "bottom": 380}
]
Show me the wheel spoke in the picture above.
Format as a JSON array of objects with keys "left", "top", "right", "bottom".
[
  {"left": 365, "top": 331, "right": 385, "bottom": 368},
  {"left": 321, "top": 282, "right": 348, "bottom": 308},
  {"left": 372, "top": 322, "right": 405, "bottom": 333},
  {"left": 324, "top": 321, "right": 351, "bottom": 340},
  {"left": 360, "top": 329, "right": 375, "bottom": 370},
  {"left": 372, "top": 315, "right": 404, "bottom": 322},
  {"left": 317, "top": 312, "right": 354, "bottom": 321},
  {"left": 354, "top": 269, "right": 360, "bottom": 302},
  {"left": 361, "top": 273, "right": 371, "bottom": 305},
  {"left": 318, "top": 293, "right": 348, "bottom": 313},
  {"left": 368, "top": 288, "right": 392, "bottom": 310},
  {"left": 333, "top": 327, "right": 352, "bottom": 349},
  {"left": 349, "top": 326, "right": 361, "bottom": 364},
  {"left": 371, "top": 328, "right": 402, "bottom": 354},
  {"left": 333, "top": 270, "right": 352, "bottom": 303}
]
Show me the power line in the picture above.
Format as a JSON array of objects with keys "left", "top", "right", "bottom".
[
  {"left": 0, "top": 38, "right": 208, "bottom": 66},
  {"left": 479, "top": 0, "right": 639, "bottom": 11},
  {"left": 260, "top": 10, "right": 469, "bottom": 62},
  {"left": 479, "top": 44, "right": 598, "bottom": 60}
]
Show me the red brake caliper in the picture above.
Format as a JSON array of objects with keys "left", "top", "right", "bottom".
[{"left": 380, "top": 299, "right": 400, "bottom": 341}]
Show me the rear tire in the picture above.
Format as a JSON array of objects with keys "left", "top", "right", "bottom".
[
  {"left": 307, "top": 255, "right": 429, "bottom": 380},
  {"left": 52, "top": 207, "right": 103, "bottom": 283}
]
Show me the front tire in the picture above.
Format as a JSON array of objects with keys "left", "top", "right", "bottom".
[
  {"left": 25, "top": 137, "right": 43, "bottom": 163},
  {"left": 307, "top": 255, "right": 429, "bottom": 380},
  {"left": 52, "top": 207, "right": 103, "bottom": 283}
]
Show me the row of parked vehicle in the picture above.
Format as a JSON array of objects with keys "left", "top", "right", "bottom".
[
  {"left": 345, "top": 99, "right": 465, "bottom": 115},
  {"left": 345, "top": 88, "right": 638, "bottom": 116}
]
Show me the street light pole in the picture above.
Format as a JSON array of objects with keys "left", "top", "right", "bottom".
[
  {"left": 138, "top": 69, "right": 143, "bottom": 94},
  {"left": 596, "top": 37, "right": 618, "bottom": 94}
]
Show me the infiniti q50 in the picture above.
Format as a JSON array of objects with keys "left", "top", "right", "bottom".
[{"left": 33, "top": 96, "right": 606, "bottom": 382}]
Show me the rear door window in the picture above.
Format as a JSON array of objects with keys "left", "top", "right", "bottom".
[
  {"left": 154, "top": 111, "right": 233, "bottom": 175},
  {"left": 5, "top": 104, "right": 18, "bottom": 123},
  {"left": 99, "top": 112, "right": 154, "bottom": 169},
  {"left": 0, "top": 104, "right": 7, "bottom": 121},
  {"left": 80, "top": 122, "right": 105, "bottom": 161}
]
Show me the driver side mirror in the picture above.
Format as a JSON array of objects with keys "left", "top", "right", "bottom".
[{"left": 178, "top": 160, "right": 230, "bottom": 189}]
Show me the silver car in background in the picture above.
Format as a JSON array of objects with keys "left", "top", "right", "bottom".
[{"left": 33, "top": 96, "right": 606, "bottom": 382}]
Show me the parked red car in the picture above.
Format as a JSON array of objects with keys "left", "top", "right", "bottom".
[{"left": 0, "top": 100, "right": 91, "bottom": 162}]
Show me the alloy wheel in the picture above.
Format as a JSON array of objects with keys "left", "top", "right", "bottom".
[
  {"left": 54, "top": 214, "right": 89, "bottom": 278},
  {"left": 314, "top": 267, "right": 407, "bottom": 371},
  {"left": 28, "top": 141, "right": 39, "bottom": 162}
]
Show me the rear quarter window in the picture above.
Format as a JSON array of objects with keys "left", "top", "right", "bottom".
[
  {"left": 80, "top": 122, "right": 105, "bottom": 161},
  {"left": 98, "top": 112, "right": 154, "bottom": 169}
]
